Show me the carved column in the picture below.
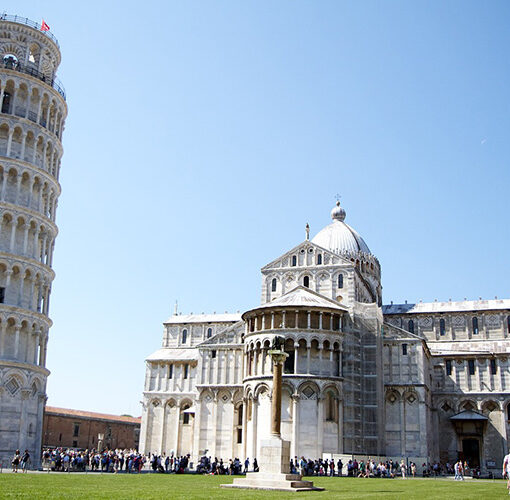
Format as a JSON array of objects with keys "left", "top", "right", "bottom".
[
  {"left": 291, "top": 393, "right": 300, "bottom": 458},
  {"left": 192, "top": 397, "right": 202, "bottom": 461},
  {"left": 251, "top": 395, "right": 258, "bottom": 459},
  {"left": 0, "top": 321, "right": 6, "bottom": 357},
  {"left": 317, "top": 396, "right": 324, "bottom": 457},
  {"left": 294, "top": 343, "right": 299, "bottom": 374},
  {"left": 242, "top": 397, "right": 248, "bottom": 460},
  {"left": 337, "top": 398, "right": 343, "bottom": 453}
]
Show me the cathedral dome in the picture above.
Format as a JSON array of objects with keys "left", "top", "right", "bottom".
[{"left": 311, "top": 201, "right": 371, "bottom": 255}]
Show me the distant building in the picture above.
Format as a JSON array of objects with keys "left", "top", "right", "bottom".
[
  {"left": 43, "top": 406, "right": 140, "bottom": 450},
  {"left": 140, "top": 201, "right": 510, "bottom": 475}
]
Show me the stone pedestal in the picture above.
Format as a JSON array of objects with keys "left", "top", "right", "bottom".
[
  {"left": 259, "top": 436, "right": 290, "bottom": 474},
  {"left": 223, "top": 436, "right": 322, "bottom": 491}
]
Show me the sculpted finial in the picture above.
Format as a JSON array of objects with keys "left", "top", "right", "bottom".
[{"left": 305, "top": 223, "right": 310, "bottom": 241}]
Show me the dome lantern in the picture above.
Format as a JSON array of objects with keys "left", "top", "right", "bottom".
[{"left": 331, "top": 201, "right": 346, "bottom": 222}]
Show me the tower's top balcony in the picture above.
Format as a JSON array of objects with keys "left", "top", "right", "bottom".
[
  {"left": 1, "top": 56, "right": 66, "bottom": 100},
  {"left": 0, "top": 15, "right": 60, "bottom": 48},
  {"left": 0, "top": 15, "right": 65, "bottom": 100}
]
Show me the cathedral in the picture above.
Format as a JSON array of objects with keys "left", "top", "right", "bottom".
[{"left": 140, "top": 201, "right": 510, "bottom": 474}]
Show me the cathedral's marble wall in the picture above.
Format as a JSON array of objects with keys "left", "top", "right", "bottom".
[
  {"left": 383, "top": 339, "right": 425, "bottom": 386},
  {"left": 385, "top": 309, "right": 510, "bottom": 343},
  {"left": 384, "top": 385, "right": 429, "bottom": 457},
  {"left": 385, "top": 306, "right": 510, "bottom": 473},
  {"left": 383, "top": 337, "right": 431, "bottom": 458},
  {"left": 146, "top": 361, "right": 197, "bottom": 393},
  {"left": 262, "top": 266, "right": 353, "bottom": 306},
  {"left": 164, "top": 321, "right": 238, "bottom": 349}
]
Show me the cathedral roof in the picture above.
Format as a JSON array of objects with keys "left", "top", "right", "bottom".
[
  {"left": 243, "top": 286, "right": 348, "bottom": 317},
  {"left": 164, "top": 313, "right": 241, "bottom": 324},
  {"left": 146, "top": 348, "right": 198, "bottom": 362},
  {"left": 311, "top": 201, "right": 371, "bottom": 256},
  {"left": 382, "top": 298, "right": 510, "bottom": 315}
]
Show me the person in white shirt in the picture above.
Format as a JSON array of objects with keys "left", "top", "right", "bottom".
[{"left": 503, "top": 452, "right": 510, "bottom": 494}]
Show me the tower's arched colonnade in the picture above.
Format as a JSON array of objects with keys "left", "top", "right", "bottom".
[{"left": 0, "top": 16, "right": 66, "bottom": 467}]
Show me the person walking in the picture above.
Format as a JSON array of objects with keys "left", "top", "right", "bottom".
[
  {"left": 11, "top": 450, "right": 20, "bottom": 472},
  {"left": 410, "top": 462, "right": 416, "bottom": 478},
  {"left": 21, "top": 450, "right": 30, "bottom": 473},
  {"left": 454, "top": 460, "right": 464, "bottom": 481},
  {"left": 337, "top": 458, "right": 343, "bottom": 476},
  {"left": 503, "top": 451, "right": 510, "bottom": 494},
  {"left": 400, "top": 460, "right": 407, "bottom": 479}
]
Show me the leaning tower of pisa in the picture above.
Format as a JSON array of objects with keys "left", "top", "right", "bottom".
[{"left": 0, "top": 16, "right": 66, "bottom": 466}]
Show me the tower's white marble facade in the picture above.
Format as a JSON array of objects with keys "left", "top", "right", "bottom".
[
  {"left": 0, "top": 16, "right": 66, "bottom": 467},
  {"left": 141, "top": 202, "right": 510, "bottom": 475}
]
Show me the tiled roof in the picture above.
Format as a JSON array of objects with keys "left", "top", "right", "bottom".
[
  {"left": 165, "top": 313, "right": 241, "bottom": 324},
  {"left": 245, "top": 286, "right": 348, "bottom": 315},
  {"left": 45, "top": 406, "right": 141, "bottom": 425},
  {"left": 146, "top": 348, "right": 199, "bottom": 362},
  {"left": 383, "top": 298, "right": 510, "bottom": 315}
]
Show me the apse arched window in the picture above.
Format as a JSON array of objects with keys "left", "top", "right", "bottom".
[
  {"left": 439, "top": 318, "right": 446, "bottom": 336},
  {"left": 507, "top": 316, "right": 510, "bottom": 334},
  {"left": 338, "top": 274, "right": 343, "bottom": 289},
  {"left": 317, "top": 254, "right": 322, "bottom": 265},
  {"left": 325, "top": 392, "right": 336, "bottom": 422},
  {"left": 291, "top": 255, "right": 297, "bottom": 267},
  {"left": 408, "top": 320, "right": 414, "bottom": 334},
  {"left": 271, "top": 278, "right": 277, "bottom": 292},
  {"left": 490, "top": 359, "right": 497, "bottom": 375},
  {"left": 472, "top": 317, "right": 479, "bottom": 335},
  {"left": 207, "top": 327, "right": 212, "bottom": 338},
  {"left": 182, "top": 329, "right": 188, "bottom": 344},
  {"left": 303, "top": 276, "right": 309, "bottom": 288},
  {"left": 182, "top": 405, "right": 191, "bottom": 425},
  {"left": 507, "top": 404, "right": 510, "bottom": 422},
  {"left": 468, "top": 359, "right": 475, "bottom": 375},
  {"left": 445, "top": 359, "right": 452, "bottom": 376}
]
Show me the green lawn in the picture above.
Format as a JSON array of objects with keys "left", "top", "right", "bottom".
[{"left": 0, "top": 474, "right": 506, "bottom": 499}]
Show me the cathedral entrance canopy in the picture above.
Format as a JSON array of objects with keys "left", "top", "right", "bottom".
[{"left": 450, "top": 410, "right": 488, "bottom": 436}]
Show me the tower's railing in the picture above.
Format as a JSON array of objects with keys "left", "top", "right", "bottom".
[
  {"left": 2, "top": 60, "right": 66, "bottom": 100},
  {"left": 0, "top": 14, "right": 60, "bottom": 48}
]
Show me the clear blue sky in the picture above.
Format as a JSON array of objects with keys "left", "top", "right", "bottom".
[{"left": 6, "top": 1, "right": 510, "bottom": 416}]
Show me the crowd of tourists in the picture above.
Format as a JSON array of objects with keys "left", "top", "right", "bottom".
[
  {"left": 289, "top": 457, "right": 418, "bottom": 478},
  {"left": 12, "top": 447, "right": 483, "bottom": 480},
  {"left": 41, "top": 448, "right": 148, "bottom": 473}
]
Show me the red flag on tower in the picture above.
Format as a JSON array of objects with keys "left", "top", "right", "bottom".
[{"left": 40, "top": 20, "right": 50, "bottom": 32}]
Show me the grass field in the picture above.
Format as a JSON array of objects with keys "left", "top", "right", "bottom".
[{"left": 0, "top": 473, "right": 506, "bottom": 499}]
